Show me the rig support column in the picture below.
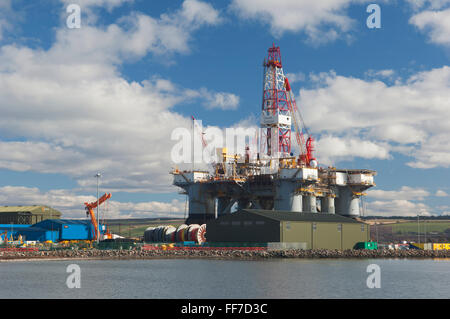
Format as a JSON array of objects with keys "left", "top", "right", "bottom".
[
  {"left": 321, "top": 196, "right": 335, "bottom": 214},
  {"left": 302, "top": 194, "right": 317, "bottom": 213},
  {"left": 186, "top": 183, "right": 216, "bottom": 224},
  {"left": 274, "top": 180, "right": 302, "bottom": 212},
  {"left": 217, "top": 197, "right": 232, "bottom": 216},
  {"left": 335, "top": 187, "right": 360, "bottom": 217}
]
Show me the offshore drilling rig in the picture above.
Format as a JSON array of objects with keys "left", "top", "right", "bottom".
[{"left": 172, "top": 44, "right": 376, "bottom": 225}]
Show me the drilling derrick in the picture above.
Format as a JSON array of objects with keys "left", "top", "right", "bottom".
[{"left": 260, "top": 44, "right": 292, "bottom": 159}]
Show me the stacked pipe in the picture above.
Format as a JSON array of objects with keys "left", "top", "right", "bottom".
[{"left": 144, "top": 224, "right": 206, "bottom": 244}]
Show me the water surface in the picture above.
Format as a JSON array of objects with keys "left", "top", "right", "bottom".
[{"left": 0, "top": 258, "right": 449, "bottom": 298}]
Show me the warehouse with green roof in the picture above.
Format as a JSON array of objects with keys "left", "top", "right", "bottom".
[
  {"left": 206, "top": 209, "right": 370, "bottom": 250},
  {"left": 0, "top": 205, "right": 62, "bottom": 225}
]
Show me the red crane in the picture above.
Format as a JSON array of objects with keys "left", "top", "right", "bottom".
[
  {"left": 0, "top": 231, "right": 8, "bottom": 245},
  {"left": 84, "top": 193, "right": 112, "bottom": 241},
  {"left": 284, "top": 76, "right": 316, "bottom": 166}
]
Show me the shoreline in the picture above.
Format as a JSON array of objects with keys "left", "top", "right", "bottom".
[{"left": 1, "top": 248, "right": 450, "bottom": 262}]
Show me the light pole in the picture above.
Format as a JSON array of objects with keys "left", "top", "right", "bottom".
[
  {"left": 424, "top": 219, "right": 427, "bottom": 243},
  {"left": 375, "top": 221, "right": 379, "bottom": 244},
  {"left": 417, "top": 214, "right": 420, "bottom": 244},
  {"left": 95, "top": 173, "right": 101, "bottom": 244}
]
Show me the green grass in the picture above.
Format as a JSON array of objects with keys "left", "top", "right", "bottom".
[{"left": 390, "top": 221, "right": 450, "bottom": 234}]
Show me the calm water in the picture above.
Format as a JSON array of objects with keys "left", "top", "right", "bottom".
[{"left": 0, "top": 258, "right": 449, "bottom": 298}]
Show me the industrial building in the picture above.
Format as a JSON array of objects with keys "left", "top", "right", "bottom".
[
  {"left": 171, "top": 45, "right": 376, "bottom": 229},
  {"left": 0, "top": 205, "right": 62, "bottom": 224},
  {"left": 0, "top": 193, "right": 114, "bottom": 243},
  {"left": 206, "top": 209, "right": 370, "bottom": 250},
  {"left": 0, "top": 219, "right": 106, "bottom": 242}
]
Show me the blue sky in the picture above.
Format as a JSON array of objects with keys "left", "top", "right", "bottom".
[{"left": 0, "top": 0, "right": 449, "bottom": 218}]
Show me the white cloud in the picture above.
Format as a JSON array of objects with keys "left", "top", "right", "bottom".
[
  {"left": 410, "top": 8, "right": 450, "bottom": 46},
  {"left": 297, "top": 66, "right": 450, "bottom": 168},
  {"left": 230, "top": 0, "right": 370, "bottom": 44},
  {"left": 366, "top": 199, "right": 432, "bottom": 216},
  {"left": 174, "top": 0, "right": 223, "bottom": 26},
  {"left": 0, "top": 1, "right": 237, "bottom": 193},
  {"left": 0, "top": 141, "right": 88, "bottom": 174},
  {"left": 406, "top": 0, "right": 450, "bottom": 10},
  {"left": 0, "top": 186, "right": 185, "bottom": 219},
  {"left": 368, "top": 124, "right": 427, "bottom": 145},
  {"left": 231, "top": 113, "right": 258, "bottom": 128},
  {"left": 59, "top": 0, "right": 135, "bottom": 26},
  {"left": 315, "top": 135, "right": 390, "bottom": 165},
  {"left": 367, "top": 186, "right": 430, "bottom": 201},
  {"left": 60, "top": 0, "right": 134, "bottom": 11},
  {"left": 286, "top": 72, "right": 306, "bottom": 83},
  {"left": 436, "top": 190, "right": 448, "bottom": 197},
  {"left": 406, "top": 133, "right": 450, "bottom": 168},
  {"left": 364, "top": 186, "right": 450, "bottom": 216},
  {"left": 198, "top": 89, "right": 240, "bottom": 110},
  {"left": 364, "top": 69, "right": 397, "bottom": 82},
  {"left": 52, "top": 0, "right": 223, "bottom": 66},
  {"left": 109, "top": 199, "right": 185, "bottom": 219}
]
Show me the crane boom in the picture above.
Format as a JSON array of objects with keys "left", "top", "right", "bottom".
[
  {"left": 284, "top": 77, "right": 315, "bottom": 166},
  {"left": 192, "top": 115, "right": 207, "bottom": 148},
  {"left": 85, "top": 193, "right": 111, "bottom": 210},
  {"left": 84, "top": 193, "right": 112, "bottom": 241},
  {"left": 285, "top": 78, "right": 305, "bottom": 155}
]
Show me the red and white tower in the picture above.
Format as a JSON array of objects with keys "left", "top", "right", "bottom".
[{"left": 260, "top": 44, "right": 292, "bottom": 159}]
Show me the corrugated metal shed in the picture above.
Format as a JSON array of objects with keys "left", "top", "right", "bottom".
[
  {"left": 0, "top": 205, "right": 62, "bottom": 224},
  {"left": 206, "top": 209, "right": 370, "bottom": 249}
]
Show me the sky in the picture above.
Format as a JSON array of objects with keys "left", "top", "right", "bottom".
[{"left": 0, "top": 0, "right": 449, "bottom": 218}]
